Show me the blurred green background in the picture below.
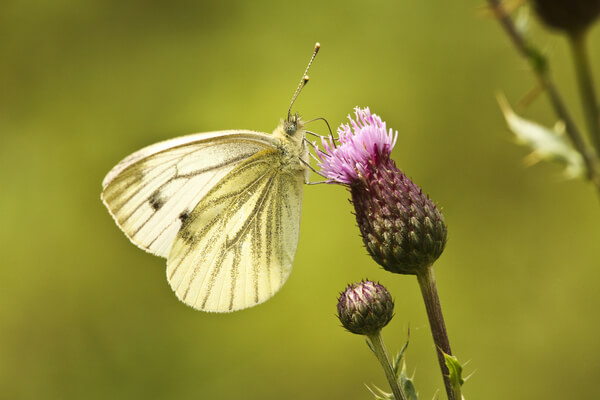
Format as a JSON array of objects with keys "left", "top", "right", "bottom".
[{"left": 2, "top": 0, "right": 600, "bottom": 399}]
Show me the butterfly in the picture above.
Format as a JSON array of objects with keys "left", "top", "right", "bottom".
[{"left": 101, "top": 43, "right": 321, "bottom": 312}]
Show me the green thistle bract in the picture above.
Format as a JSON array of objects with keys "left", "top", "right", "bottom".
[
  {"left": 317, "top": 107, "right": 447, "bottom": 275},
  {"left": 337, "top": 280, "right": 394, "bottom": 335}
]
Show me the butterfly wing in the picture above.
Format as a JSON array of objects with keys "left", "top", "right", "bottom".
[
  {"left": 166, "top": 148, "right": 304, "bottom": 312},
  {"left": 101, "top": 130, "right": 280, "bottom": 258}
]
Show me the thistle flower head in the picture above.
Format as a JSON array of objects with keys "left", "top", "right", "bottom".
[
  {"left": 317, "top": 107, "right": 397, "bottom": 184},
  {"left": 317, "top": 107, "right": 447, "bottom": 275},
  {"left": 337, "top": 280, "right": 394, "bottom": 335}
]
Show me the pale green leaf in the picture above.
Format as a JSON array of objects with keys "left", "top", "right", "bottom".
[
  {"left": 366, "top": 384, "right": 392, "bottom": 400},
  {"left": 497, "top": 93, "right": 585, "bottom": 179}
]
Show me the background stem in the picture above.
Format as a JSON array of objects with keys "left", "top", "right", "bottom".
[
  {"left": 569, "top": 30, "right": 600, "bottom": 154},
  {"left": 416, "top": 265, "right": 458, "bottom": 400},
  {"left": 367, "top": 331, "right": 407, "bottom": 400},
  {"left": 488, "top": 0, "right": 600, "bottom": 193}
]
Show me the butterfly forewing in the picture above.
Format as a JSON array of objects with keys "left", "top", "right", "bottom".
[
  {"left": 101, "top": 131, "right": 280, "bottom": 257},
  {"left": 167, "top": 149, "right": 304, "bottom": 312}
]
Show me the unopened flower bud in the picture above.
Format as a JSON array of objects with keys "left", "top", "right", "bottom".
[
  {"left": 533, "top": 0, "right": 600, "bottom": 33},
  {"left": 337, "top": 280, "right": 394, "bottom": 335}
]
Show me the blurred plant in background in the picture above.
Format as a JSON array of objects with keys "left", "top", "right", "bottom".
[{"left": 488, "top": 0, "right": 600, "bottom": 196}]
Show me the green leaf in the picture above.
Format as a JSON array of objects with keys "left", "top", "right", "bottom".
[
  {"left": 366, "top": 338, "right": 376, "bottom": 354},
  {"left": 366, "top": 384, "right": 392, "bottom": 400},
  {"left": 366, "top": 382, "right": 417, "bottom": 400},
  {"left": 497, "top": 93, "right": 585, "bottom": 179},
  {"left": 367, "top": 331, "right": 418, "bottom": 400},
  {"left": 399, "top": 374, "right": 418, "bottom": 400},
  {"left": 393, "top": 330, "right": 410, "bottom": 378},
  {"left": 444, "top": 353, "right": 464, "bottom": 400}
]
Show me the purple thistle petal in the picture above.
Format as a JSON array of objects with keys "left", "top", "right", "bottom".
[{"left": 317, "top": 107, "right": 398, "bottom": 184}]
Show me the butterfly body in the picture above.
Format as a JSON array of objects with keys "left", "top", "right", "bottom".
[{"left": 102, "top": 117, "right": 309, "bottom": 312}]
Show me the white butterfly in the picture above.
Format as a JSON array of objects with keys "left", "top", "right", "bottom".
[{"left": 101, "top": 44, "right": 321, "bottom": 312}]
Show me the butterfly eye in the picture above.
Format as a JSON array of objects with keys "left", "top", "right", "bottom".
[{"left": 284, "top": 114, "right": 299, "bottom": 135}]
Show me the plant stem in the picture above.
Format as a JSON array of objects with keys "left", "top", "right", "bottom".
[
  {"left": 569, "top": 29, "right": 600, "bottom": 154},
  {"left": 488, "top": 0, "right": 600, "bottom": 194},
  {"left": 367, "top": 331, "right": 407, "bottom": 400},
  {"left": 416, "top": 265, "right": 458, "bottom": 400}
]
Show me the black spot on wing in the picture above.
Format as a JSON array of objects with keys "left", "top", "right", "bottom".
[
  {"left": 178, "top": 227, "right": 194, "bottom": 244},
  {"left": 149, "top": 190, "right": 165, "bottom": 210},
  {"left": 177, "top": 211, "right": 195, "bottom": 245},
  {"left": 179, "top": 210, "right": 190, "bottom": 224}
]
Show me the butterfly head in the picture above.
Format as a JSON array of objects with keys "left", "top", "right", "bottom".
[{"left": 284, "top": 112, "right": 303, "bottom": 136}]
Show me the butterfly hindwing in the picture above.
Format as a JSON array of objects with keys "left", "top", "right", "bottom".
[
  {"left": 101, "top": 131, "right": 280, "bottom": 257},
  {"left": 166, "top": 148, "right": 304, "bottom": 312}
]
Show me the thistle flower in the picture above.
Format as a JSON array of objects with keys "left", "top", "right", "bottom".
[
  {"left": 337, "top": 280, "right": 394, "bottom": 335},
  {"left": 317, "top": 107, "right": 447, "bottom": 275}
]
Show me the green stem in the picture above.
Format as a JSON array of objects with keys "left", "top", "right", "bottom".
[
  {"left": 416, "top": 265, "right": 458, "bottom": 400},
  {"left": 367, "top": 331, "right": 407, "bottom": 400},
  {"left": 569, "top": 30, "right": 600, "bottom": 155}
]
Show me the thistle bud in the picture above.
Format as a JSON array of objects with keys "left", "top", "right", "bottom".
[
  {"left": 533, "top": 0, "right": 600, "bottom": 33},
  {"left": 337, "top": 280, "right": 394, "bottom": 335},
  {"left": 350, "top": 161, "right": 447, "bottom": 275},
  {"left": 317, "top": 107, "right": 447, "bottom": 275}
]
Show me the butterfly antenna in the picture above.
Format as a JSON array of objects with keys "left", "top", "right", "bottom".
[
  {"left": 287, "top": 42, "right": 320, "bottom": 121},
  {"left": 305, "top": 116, "right": 336, "bottom": 148}
]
